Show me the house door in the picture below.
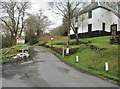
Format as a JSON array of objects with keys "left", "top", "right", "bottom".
[
  {"left": 88, "top": 24, "right": 92, "bottom": 37},
  {"left": 103, "top": 22, "right": 105, "bottom": 31},
  {"left": 111, "top": 24, "right": 117, "bottom": 37}
]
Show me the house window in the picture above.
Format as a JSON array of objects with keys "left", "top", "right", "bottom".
[{"left": 88, "top": 10, "right": 92, "bottom": 19}]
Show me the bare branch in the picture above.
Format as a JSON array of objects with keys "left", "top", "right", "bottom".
[{"left": 0, "top": 18, "right": 13, "bottom": 36}]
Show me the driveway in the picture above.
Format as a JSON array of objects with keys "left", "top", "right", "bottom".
[{"left": 2, "top": 46, "right": 118, "bottom": 87}]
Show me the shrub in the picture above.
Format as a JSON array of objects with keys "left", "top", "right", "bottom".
[
  {"left": 110, "top": 36, "right": 120, "bottom": 44},
  {"left": 39, "top": 42, "right": 47, "bottom": 46},
  {"left": 2, "top": 36, "right": 13, "bottom": 48},
  {"left": 54, "top": 42, "right": 66, "bottom": 45},
  {"left": 51, "top": 47, "right": 80, "bottom": 55},
  {"left": 69, "top": 40, "right": 91, "bottom": 45},
  {"left": 44, "top": 45, "right": 50, "bottom": 48},
  {"left": 69, "top": 47, "right": 79, "bottom": 54},
  {"left": 89, "top": 44, "right": 98, "bottom": 51},
  {"left": 52, "top": 47, "right": 62, "bottom": 54},
  {"left": 30, "top": 38, "right": 38, "bottom": 45}
]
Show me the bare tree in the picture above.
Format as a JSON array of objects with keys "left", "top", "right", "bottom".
[
  {"left": 49, "top": 0, "right": 88, "bottom": 46},
  {"left": 101, "top": 0, "right": 120, "bottom": 12},
  {"left": 25, "top": 10, "right": 51, "bottom": 41},
  {"left": 0, "top": 22, "right": 11, "bottom": 37},
  {"left": 0, "top": 1, "right": 30, "bottom": 45},
  {"left": 36, "top": 9, "right": 51, "bottom": 36}
]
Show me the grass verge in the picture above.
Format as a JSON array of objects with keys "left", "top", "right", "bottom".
[{"left": 40, "top": 36, "right": 119, "bottom": 83}]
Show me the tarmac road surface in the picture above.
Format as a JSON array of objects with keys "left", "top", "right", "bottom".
[{"left": 2, "top": 46, "right": 119, "bottom": 88}]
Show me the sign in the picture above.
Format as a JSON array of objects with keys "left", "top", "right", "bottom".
[
  {"left": 51, "top": 37, "right": 53, "bottom": 40},
  {"left": 16, "top": 37, "right": 25, "bottom": 44}
]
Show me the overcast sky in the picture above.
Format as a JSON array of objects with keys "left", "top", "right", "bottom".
[
  {"left": 29, "top": 0, "right": 91, "bottom": 32},
  {"left": 1, "top": 0, "right": 118, "bottom": 33},
  {"left": 29, "top": 0, "right": 63, "bottom": 32}
]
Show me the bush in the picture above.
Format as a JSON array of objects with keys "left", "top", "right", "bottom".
[
  {"left": 2, "top": 36, "right": 13, "bottom": 48},
  {"left": 110, "top": 36, "right": 120, "bottom": 44},
  {"left": 69, "top": 40, "right": 91, "bottom": 45},
  {"left": 39, "top": 42, "right": 47, "bottom": 46},
  {"left": 69, "top": 47, "right": 79, "bottom": 54},
  {"left": 52, "top": 47, "right": 80, "bottom": 55},
  {"left": 52, "top": 47, "right": 63, "bottom": 54},
  {"left": 30, "top": 38, "right": 38, "bottom": 45},
  {"left": 54, "top": 42, "right": 66, "bottom": 45}
]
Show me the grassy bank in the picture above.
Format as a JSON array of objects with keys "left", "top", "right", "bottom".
[
  {"left": 40, "top": 36, "right": 119, "bottom": 82},
  {"left": 1, "top": 44, "right": 32, "bottom": 63}
]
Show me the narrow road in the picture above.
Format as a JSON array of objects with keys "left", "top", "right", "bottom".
[{"left": 2, "top": 46, "right": 118, "bottom": 87}]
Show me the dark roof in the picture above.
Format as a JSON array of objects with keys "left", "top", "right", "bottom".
[{"left": 78, "top": 2, "right": 120, "bottom": 18}]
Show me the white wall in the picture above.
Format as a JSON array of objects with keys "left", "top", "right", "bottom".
[
  {"left": 99, "top": 8, "right": 111, "bottom": 32},
  {"left": 98, "top": 8, "right": 120, "bottom": 32},
  {"left": 70, "top": 7, "right": 120, "bottom": 35},
  {"left": 77, "top": 8, "right": 103, "bottom": 33},
  {"left": 91, "top": 8, "right": 102, "bottom": 31},
  {"left": 70, "top": 12, "right": 89, "bottom": 35},
  {"left": 111, "top": 12, "right": 120, "bottom": 32},
  {"left": 78, "top": 13, "right": 89, "bottom": 33}
]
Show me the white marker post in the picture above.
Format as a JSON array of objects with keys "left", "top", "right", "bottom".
[
  {"left": 76, "top": 56, "right": 79, "bottom": 62},
  {"left": 105, "top": 62, "right": 109, "bottom": 72},
  {"left": 66, "top": 48, "right": 69, "bottom": 56},
  {"left": 62, "top": 47, "right": 64, "bottom": 57},
  {"left": 51, "top": 37, "right": 53, "bottom": 49}
]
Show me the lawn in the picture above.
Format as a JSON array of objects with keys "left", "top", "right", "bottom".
[
  {"left": 42, "top": 36, "right": 119, "bottom": 81},
  {"left": 80, "top": 36, "right": 118, "bottom": 49}
]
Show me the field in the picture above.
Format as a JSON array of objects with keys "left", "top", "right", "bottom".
[{"left": 41, "top": 36, "right": 119, "bottom": 81}]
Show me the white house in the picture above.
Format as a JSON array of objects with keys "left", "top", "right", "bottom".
[{"left": 70, "top": 1, "right": 120, "bottom": 38}]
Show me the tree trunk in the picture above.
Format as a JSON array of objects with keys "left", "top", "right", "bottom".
[
  {"left": 11, "top": 36, "right": 15, "bottom": 45},
  {"left": 67, "top": 1, "right": 71, "bottom": 48},
  {"left": 11, "top": 32, "right": 17, "bottom": 45},
  {"left": 67, "top": 15, "right": 70, "bottom": 47},
  {"left": 67, "top": 31, "right": 70, "bottom": 47},
  {"left": 75, "top": 33, "right": 79, "bottom": 44},
  {"left": 37, "top": 29, "right": 40, "bottom": 36}
]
